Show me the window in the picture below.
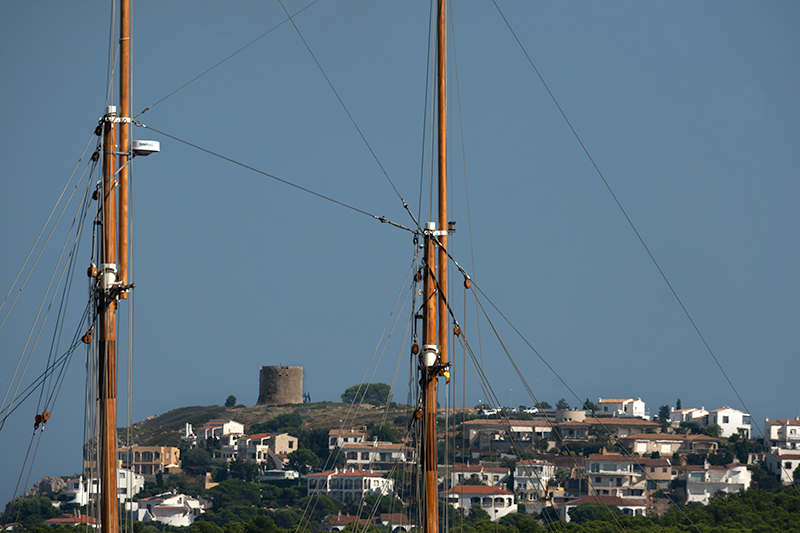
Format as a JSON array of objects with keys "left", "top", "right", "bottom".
[
  {"left": 361, "top": 452, "right": 369, "bottom": 460},
  {"left": 595, "top": 477, "right": 601, "bottom": 484},
  {"left": 723, "top": 416, "right": 730, "bottom": 424},
  {"left": 289, "top": 441, "right": 294, "bottom": 449}
]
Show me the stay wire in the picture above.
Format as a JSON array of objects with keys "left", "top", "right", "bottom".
[
  {"left": 431, "top": 242, "right": 698, "bottom": 531},
  {"left": 134, "top": 0, "right": 322, "bottom": 118},
  {"left": 467, "top": 293, "right": 697, "bottom": 533},
  {"left": 464, "top": 277, "right": 701, "bottom": 530},
  {"left": 294, "top": 251, "right": 417, "bottom": 533},
  {"left": 454, "top": 318, "right": 621, "bottom": 533},
  {"left": 0, "top": 151, "right": 98, "bottom": 423},
  {"left": 134, "top": 123, "right": 416, "bottom": 235},
  {"left": 278, "top": 0, "right": 420, "bottom": 233},
  {"left": 0, "top": 133, "right": 95, "bottom": 330},
  {"left": 0, "top": 335, "right": 86, "bottom": 429},
  {"left": 449, "top": 5, "right": 484, "bottom": 374},
  {"left": 491, "top": 0, "right": 764, "bottom": 463},
  {"left": 417, "top": 2, "right": 435, "bottom": 225},
  {"left": 39, "top": 168, "right": 95, "bottom": 414}
]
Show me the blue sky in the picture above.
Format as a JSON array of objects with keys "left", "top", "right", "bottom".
[{"left": 1, "top": 1, "right": 799, "bottom": 507}]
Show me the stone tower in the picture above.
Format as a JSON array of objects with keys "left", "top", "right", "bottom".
[{"left": 257, "top": 365, "right": 303, "bottom": 405}]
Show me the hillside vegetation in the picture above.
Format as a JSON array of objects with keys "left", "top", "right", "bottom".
[{"left": 123, "top": 401, "right": 416, "bottom": 446}]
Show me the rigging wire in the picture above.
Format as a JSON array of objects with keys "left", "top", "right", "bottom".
[
  {"left": 0, "top": 150, "right": 98, "bottom": 424},
  {"left": 133, "top": 0, "right": 321, "bottom": 119},
  {"left": 427, "top": 242, "right": 706, "bottom": 532},
  {"left": 277, "top": 0, "right": 420, "bottom": 232},
  {"left": 132, "top": 123, "right": 416, "bottom": 234},
  {"left": 0, "top": 134, "right": 95, "bottom": 331},
  {"left": 294, "top": 251, "right": 417, "bottom": 533},
  {"left": 489, "top": 0, "right": 776, "bottom": 477}
]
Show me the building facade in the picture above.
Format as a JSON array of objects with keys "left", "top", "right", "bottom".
[
  {"left": 307, "top": 468, "right": 394, "bottom": 502},
  {"left": 439, "top": 485, "right": 516, "bottom": 521}
]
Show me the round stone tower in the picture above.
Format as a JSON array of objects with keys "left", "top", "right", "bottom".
[{"left": 257, "top": 365, "right": 303, "bottom": 405}]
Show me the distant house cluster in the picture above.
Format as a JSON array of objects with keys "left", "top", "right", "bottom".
[{"left": 56, "top": 396, "right": 797, "bottom": 528}]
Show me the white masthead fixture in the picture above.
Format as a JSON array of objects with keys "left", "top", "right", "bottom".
[{"left": 132, "top": 140, "right": 160, "bottom": 156}]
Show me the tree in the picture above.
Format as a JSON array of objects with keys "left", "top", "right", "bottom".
[
  {"left": 569, "top": 503, "right": 623, "bottom": 524},
  {"left": 229, "top": 460, "right": 258, "bottom": 482},
  {"left": 538, "top": 401, "right": 552, "bottom": 409},
  {"left": 225, "top": 395, "right": 237, "bottom": 407},
  {"left": 658, "top": 404, "right": 671, "bottom": 426},
  {"left": 555, "top": 398, "right": 570, "bottom": 410},
  {"left": 2, "top": 497, "right": 59, "bottom": 529},
  {"left": 287, "top": 448, "right": 320, "bottom": 474},
  {"left": 341, "top": 382, "right": 392, "bottom": 404},
  {"left": 552, "top": 467, "right": 570, "bottom": 487},
  {"left": 251, "top": 413, "right": 303, "bottom": 434},
  {"left": 367, "top": 422, "right": 399, "bottom": 443},
  {"left": 582, "top": 398, "right": 598, "bottom": 413},
  {"left": 206, "top": 479, "right": 260, "bottom": 509},
  {"left": 676, "top": 398, "right": 682, "bottom": 410}
]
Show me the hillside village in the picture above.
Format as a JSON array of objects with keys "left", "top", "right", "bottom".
[{"left": 4, "top": 392, "right": 799, "bottom": 531}]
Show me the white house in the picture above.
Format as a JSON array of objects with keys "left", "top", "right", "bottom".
[
  {"left": 341, "top": 442, "right": 410, "bottom": 469},
  {"left": 584, "top": 454, "right": 644, "bottom": 502},
  {"left": 307, "top": 467, "right": 394, "bottom": 502},
  {"left": 765, "top": 447, "right": 800, "bottom": 485},
  {"left": 765, "top": 417, "right": 800, "bottom": 450},
  {"left": 213, "top": 432, "right": 298, "bottom": 468},
  {"left": 681, "top": 463, "right": 751, "bottom": 504},
  {"left": 514, "top": 459, "right": 555, "bottom": 503},
  {"left": 61, "top": 469, "right": 144, "bottom": 505},
  {"left": 669, "top": 408, "right": 709, "bottom": 424},
  {"left": 559, "top": 495, "right": 646, "bottom": 522},
  {"left": 461, "top": 419, "right": 553, "bottom": 451},
  {"left": 597, "top": 398, "right": 647, "bottom": 419},
  {"left": 439, "top": 485, "right": 516, "bottom": 521},
  {"left": 446, "top": 464, "right": 510, "bottom": 489},
  {"left": 183, "top": 419, "right": 245, "bottom": 447},
  {"left": 328, "top": 428, "right": 367, "bottom": 451},
  {"left": 704, "top": 408, "right": 751, "bottom": 438},
  {"left": 130, "top": 492, "right": 204, "bottom": 527}
]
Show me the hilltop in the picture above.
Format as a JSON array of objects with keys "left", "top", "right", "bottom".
[{"left": 123, "top": 401, "right": 419, "bottom": 447}]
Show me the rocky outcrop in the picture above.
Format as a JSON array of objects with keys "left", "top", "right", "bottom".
[{"left": 24, "top": 476, "right": 66, "bottom": 497}]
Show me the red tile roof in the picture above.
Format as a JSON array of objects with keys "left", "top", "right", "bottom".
[
  {"left": 44, "top": 515, "right": 99, "bottom": 526},
  {"left": 379, "top": 513, "right": 410, "bottom": 525}
]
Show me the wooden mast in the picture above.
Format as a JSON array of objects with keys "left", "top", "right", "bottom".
[
  {"left": 99, "top": 1, "right": 129, "bottom": 532},
  {"left": 422, "top": 2, "right": 447, "bottom": 533}
]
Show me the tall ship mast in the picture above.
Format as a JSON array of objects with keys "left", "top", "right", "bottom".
[
  {"left": 421, "top": 1, "right": 449, "bottom": 532},
  {"left": 98, "top": 1, "right": 131, "bottom": 532}
]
